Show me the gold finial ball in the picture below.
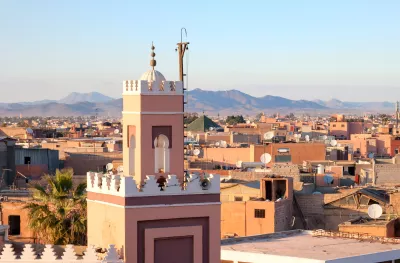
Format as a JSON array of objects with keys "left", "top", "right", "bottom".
[{"left": 151, "top": 52, "right": 156, "bottom": 57}]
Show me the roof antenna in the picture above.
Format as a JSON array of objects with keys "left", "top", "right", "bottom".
[{"left": 176, "top": 28, "right": 189, "bottom": 82}]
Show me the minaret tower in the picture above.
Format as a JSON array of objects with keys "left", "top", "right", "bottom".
[
  {"left": 122, "top": 43, "right": 185, "bottom": 184},
  {"left": 87, "top": 43, "right": 221, "bottom": 263}
]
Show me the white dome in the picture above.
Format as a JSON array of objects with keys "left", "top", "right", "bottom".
[{"left": 140, "top": 69, "right": 166, "bottom": 82}]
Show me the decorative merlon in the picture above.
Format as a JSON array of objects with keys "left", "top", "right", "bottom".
[
  {"left": 123, "top": 80, "right": 183, "bottom": 95},
  {"left": 0, "top": 244, "right": 122, "bottom": 262},
  {"left": 87, "top": 172, "right": 220, "bottom": 197}
]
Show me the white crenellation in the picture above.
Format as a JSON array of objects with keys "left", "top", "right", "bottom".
[
  {"left": 20, "top": 244, "right": 37, "bottom": 261},
  {"left": 0, "top": 244, "right": 120, "bottom": 262},
  {"left": 1, "top": 244, "right": 16, "bottom": 260},
  {"left": 86, "top": 172, "right": 220, "bottom": 197},
  {"left": 83, "top": 246, "right": 99, "bottom": 261},
  {"left": 122, "top": 80, "right": 183, "bottom": 95},
  {"left": 41, "top": 245, "right": 57, "bottom": 261},
  {"left": 63, "top": 245, "right": 78, "bottom": 261}
]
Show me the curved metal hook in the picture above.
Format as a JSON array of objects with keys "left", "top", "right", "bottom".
[{"left": 181, "top": 27, "right": 187, "bottom": 43}]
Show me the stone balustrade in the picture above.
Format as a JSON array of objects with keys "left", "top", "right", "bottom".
[
  {"left": 0, "top": 244, "right": 122, "bottom": 262},
  {"left": 87, "top": 173, "right": 220, "bottom": 197}
]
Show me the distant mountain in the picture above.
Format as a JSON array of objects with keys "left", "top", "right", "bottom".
[
  {"left": 59, "top": 92, "right": 114, "bottom": 104},
  {"left": 0, "top": 99, "right": 122, "bottom": 117},
  {"left": 0, "top": 90, "right": 396, "bottom": 117},
  {"left": 313, "top": 99, "right": 395, "bottom": 110},
  {"left": 186, "top": 89, "right": 326, "bottom": 115}
]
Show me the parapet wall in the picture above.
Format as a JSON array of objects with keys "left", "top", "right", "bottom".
[
  {"left": 0, "top": 244, "right": 121, "bottom": 262},
  {"left": 87, "top": 173, "right": 220, "bottom": 197},
  {"left": 123, "top": 80, "right": 183, "bottom": 95},
  {"left": 374, "top": 164, "right": 400, "bottom": 185}
]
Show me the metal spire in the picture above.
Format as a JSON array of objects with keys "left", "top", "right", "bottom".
[{"left": 150, "top": 42, "right": 156, "bottom": 70}]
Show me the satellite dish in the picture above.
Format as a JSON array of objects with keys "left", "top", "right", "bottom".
[
  {"left": 236, "top": 160, "right": 243, "bottom": 168},
  {"left": 220, "top": 141, "right": 227, "bottom": 148},
  {"left": 106, "top": 163, "right": 114, "bottom": 171},
  {"left": 117, "top": 166, "right": 123, "bottom": 173},
  {"left": 330, "top": 140, "right": 338, "bottom": 147},
  {"left": 246, "top": 120, "right": 250, "bottom": 124},
  {"left": 371, "top": 127, "right": 376, "bottom": 130},
  {"left": 26, "top": 128, "right": 33, "bottom": 134},
  {"left": 215, "top": 141, "right": 220, "bottom": 147},
  {"left": 368, "top": 152, "right": 375, "bottom": 159},
  {"left": 368, "top": 204, "right": 383, "bottom": 219},
  {"left": 323, "top": 174, "right": 334, "bottom": 185},
  {"left": 305, "top": 135, "right": 310, "bottom": 142},
  {"left": 322, "top": 135, "right": 328, "bottom": 140},
  {"left": 209, "top": 127, "right": 214, "bottom": 131},
  {"left": 264, "top": 131, "right": 274, "bottom": 140},
  {"left": 193, "top": 149, "right": 201, "bottom": 156},
  {"left": 312, "top": 192, "right": 322, "bottom": 195},
  {"left": 260, "top": 153, "right": 272, "bottom": 164},
  {"left": 114, "top": 129, "right": 120, "bottom": 134},
  {"left": 41, "top": 140, "right": 48, "bottom": 144}
]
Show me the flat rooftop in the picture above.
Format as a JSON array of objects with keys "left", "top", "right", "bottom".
[{"left": 221, "top": 230, "right": 400, "bottom": 262}]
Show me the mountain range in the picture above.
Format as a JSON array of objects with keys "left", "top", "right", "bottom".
[{"left": 0, "top": 89, "right": 395, "bottom": 117}]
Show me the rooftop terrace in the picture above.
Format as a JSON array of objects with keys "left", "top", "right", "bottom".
[{"left": 221, "top": 230, "right": 400, "bottom": 263}]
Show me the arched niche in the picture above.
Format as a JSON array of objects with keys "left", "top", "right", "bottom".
[{"left": 154, "top": 134, "right": 170, "bottom": 173}]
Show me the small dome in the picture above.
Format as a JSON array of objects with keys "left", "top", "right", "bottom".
[{"left": 140, "top": 69, "right": 166, "bottom": 82}]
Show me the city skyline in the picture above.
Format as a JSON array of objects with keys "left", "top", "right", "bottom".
[{"left": 1, "top": 0, "right": 400, "bottom": 102}]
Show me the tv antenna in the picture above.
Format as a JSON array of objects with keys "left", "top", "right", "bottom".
[{"left": 177, "top": 28, "right": 190, "bottom": 172}]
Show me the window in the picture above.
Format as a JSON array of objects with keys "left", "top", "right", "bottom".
[
  {"left": 254, "top": 209, "right": 265, "bottom": 218},
  {"left": 275, "top": 155, "right": 292, "bottom": 163},
  {"left": 24, "top": 157, "right": 31, "bottom": 165},
  {"left": 341, "top": 124, "right": 345, "bottom": 127},
  {"left": 396, "top": 149, "right": 399, "bottom": 155},
  {"left": 234, "top": 196, "right": 243, "bottom": 201},
  {"left": 333, "top": 124, "right": 336, "bottom": 127},
  {"left": 8, "top": 215, "right": 20, "bottom": 235}
]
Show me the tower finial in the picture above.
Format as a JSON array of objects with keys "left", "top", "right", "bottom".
[{"left": 150, "top": 42, "right": 156, "bottom": 70}]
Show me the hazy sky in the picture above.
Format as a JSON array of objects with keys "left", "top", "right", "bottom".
[{"left": 1, "top": 0, "right": 400, "bottom": 102}]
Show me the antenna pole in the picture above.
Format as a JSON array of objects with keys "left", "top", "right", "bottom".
[
  {"left": 177, "top": 28, "right": 189, "bottom": 83},
  {"left": 396, "top": 101, "right": 399, "bottom": 130},
  {"left": 177, "top": 28, "right": 190, "bottom": 175}
]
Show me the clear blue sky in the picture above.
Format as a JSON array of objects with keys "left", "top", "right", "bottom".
[{"left": 1, "top": 0, "right": 400, "bottom": 102}]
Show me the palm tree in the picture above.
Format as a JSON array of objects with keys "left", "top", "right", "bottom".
[{"left": 24, "top": 168, "right": 87, "bottom": 245}]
